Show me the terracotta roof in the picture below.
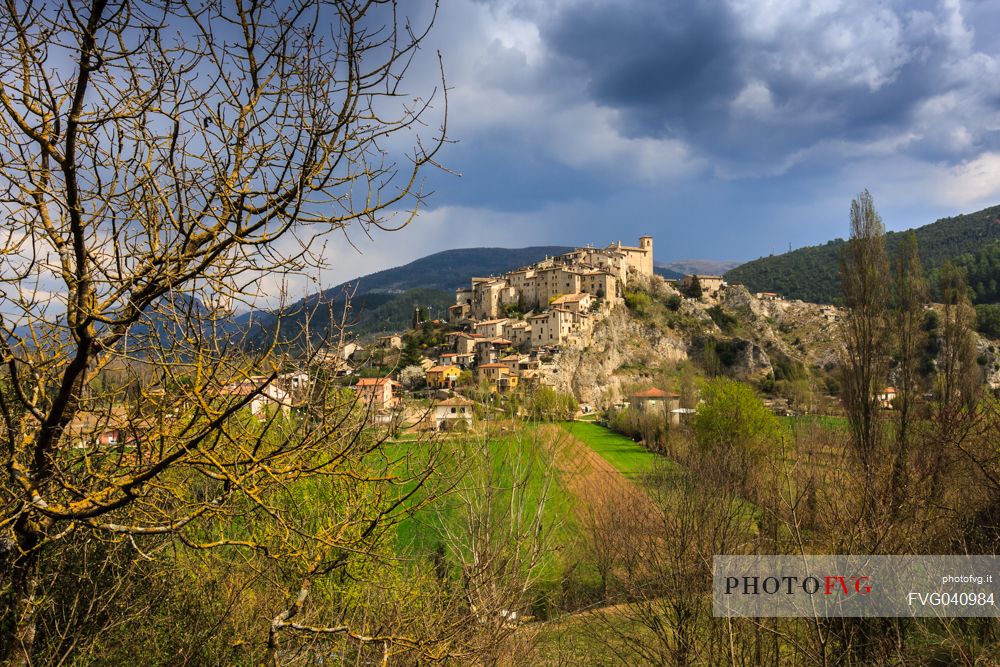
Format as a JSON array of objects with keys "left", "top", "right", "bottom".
[
  {"left": 427, "top": 365, "right": 460, "bottom": 373},
  {"left": 631, "top": 388, "right": 679, "bottom": 399},
  {"left": 882, "top": 387, "right": 897, "bottom": 393},
  {"left": 436, "top": 397, "right": 475, "bottom": 407},
  {"left": 355, "top": 378, "right": 399, "bottom": 387},
  {"left": 478, "top": 363, "right": 507, "bottom": 369}
]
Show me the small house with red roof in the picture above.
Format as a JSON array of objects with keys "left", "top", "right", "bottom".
[
  {"left": 354, "top": 377, "right": 402, "bottom": 410},
  {"left": 629, "top": 387, "right": 682, "bottom": 422},
  {"left": 877, "top": 386, "right": 897, "bottom": 409}
]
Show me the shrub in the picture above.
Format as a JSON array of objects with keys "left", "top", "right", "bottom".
[
  {"left": 707, "top": 305, "right": 738, "bottom": 334},
  {"left": 975, "top": 303, "right": 1000, "bottom": 339},
  {"left": 624, "top": 290, "right": 653, "bottom": 317},
  {"left": 685, "top": 275, "right": 703, "bottom": 298},
  {"left": 526, "top": 387, "right": 578, "bottom": 421},
  {"left": 692, "top": 378, "right": 783, "bottom": 496}
]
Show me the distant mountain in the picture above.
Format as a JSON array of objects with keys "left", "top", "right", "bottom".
[
  {"left": 242, "top": 245, "right": 757, "bottom": 342},
  {"left": 657, "top": 259, "right": 743, "bottom": 277},
  {"left": 725, "top": 204, "right": 1000, "bottom": 304},
  {"left": 240, "top": 246, "right": 573, "bottom": 341},
  {"left": 654, "top": 266, "right": 685, "bottom": 280},
  {"left": 319, "top": 245, "right": 573, "bottom": 298}
]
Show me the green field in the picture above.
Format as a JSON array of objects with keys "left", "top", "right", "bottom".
[
  {"left": 385, "top": 428, "right": 584, "bottom": 605},
  {"left": 558, "top": 421, "right": 662, "bottom": 478},
  {"left": 783, "top": 414, "right": 850, "bottom": 431}
]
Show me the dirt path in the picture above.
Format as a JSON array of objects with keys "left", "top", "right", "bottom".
[{"left": 538, "top": 424, "right": 665, "bottom": 537}]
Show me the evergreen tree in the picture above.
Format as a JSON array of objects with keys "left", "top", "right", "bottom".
[{"left": 686, "top": 275, "right": 703, "bottom": 298}]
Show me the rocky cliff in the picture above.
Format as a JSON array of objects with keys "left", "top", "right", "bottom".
[{"left": 541, "top": 275, "right": 999, "bottom": 407}]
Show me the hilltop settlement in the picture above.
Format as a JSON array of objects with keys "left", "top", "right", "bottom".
[
  {"left": 333, "top": 237, "right": 662, "bottom": 429},
  {"left": 67, "top": 231, "right": 1000, "bottom": 446},
  {"left": 276, "top": 233, "right": 994, "bottom": 436}
]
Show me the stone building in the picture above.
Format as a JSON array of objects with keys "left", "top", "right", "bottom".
[
  {"left": 453, "top": 236, "right": 654, "bottom": 349},
  {"left": 682, "top": 274, "right": 726, "bottom": 296},
  {"left": 430, "top": 397, "right": 474, "bottom": 431},
  {"left": 629, "top": 387, "right": 682, "bottom": 424},
  {"left": 551, "top": 292, "right": 593, "bottom": 314},
  {"left": 474, "top": 318, "right": 510, "bottom": 338}
]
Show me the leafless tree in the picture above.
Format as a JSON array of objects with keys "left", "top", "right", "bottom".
[
  {"left": 889, "top": 231, "right": 927, "bottom": 512},
  {"left": 838, "top": 190, "right": 890, "bottom": 530},
  {"left": 0, "top": 1, "right": 448, "bottom": 664},
  {"left": 587, "top": 450, "right": 761, "bottom": 667},
  {"left": 437, "top": 427, "right": 557, "bottom": 665},
  {"left": 926, "top": 261, "right": 981, "bottom": 505}
]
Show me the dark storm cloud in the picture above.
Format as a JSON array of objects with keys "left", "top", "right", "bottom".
[
  {"left": 544, "top": 0, "right": 740, "bottom": 125},
  {"left": 336, "top": 0, "right": 1000, "bottom": 286},
  {"left": 524, "top": 0, "right": 1000, "bottom": 170}
]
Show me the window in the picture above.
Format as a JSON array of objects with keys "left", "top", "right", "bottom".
[{"left": 451, "top": 407, "right": 456, "bottom": 414}]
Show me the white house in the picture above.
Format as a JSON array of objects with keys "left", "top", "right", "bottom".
[{"left": 431, "top": 397, "right": 475, "bottom": 431}]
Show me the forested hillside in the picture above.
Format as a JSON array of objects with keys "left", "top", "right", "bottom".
[{"left": 725, "top": 204, "right": 1000, "bottom": 304}]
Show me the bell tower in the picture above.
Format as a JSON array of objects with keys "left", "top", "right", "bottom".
[{"left": 639, "top": 235, "right": 653, "bottom": 275}]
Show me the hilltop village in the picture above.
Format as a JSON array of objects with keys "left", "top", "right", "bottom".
[
  {"left": 69, "top": 228, "right": 1000, "bottom": 445},
  {"left": 312, "top": 234, "right": 884, "bottom": 430},
  {"left": 451, "top": 236, "right": 653, "bottom": 344},
  {"left": 330, "top": 237, "right": 665, "bottom": 429}
]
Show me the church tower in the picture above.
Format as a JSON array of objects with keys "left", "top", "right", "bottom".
[{"left": 639, "top": 236, "right": 653, "bottom": 275}]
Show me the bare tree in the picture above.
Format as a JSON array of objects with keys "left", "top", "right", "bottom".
[
  {"left": 889, "top": 231, "right": 927, "bottom": 512},
  {"left": 437, "top": 427, "right": 557, "bottom": 665},
  {"left": 926, "top": 261, "right": 981, "bottom": 504},
  {"left": 591, "top": 453, "right": 761, "bottom": 667},
  {"left": 936, "top": 262, "right": 980, "bottom": 411},
  {"left": 0, "top": 1, "right": 447, "bottom": 664},
  {"left": 838, "top": 190, "right": 890, "bottom": 527}
]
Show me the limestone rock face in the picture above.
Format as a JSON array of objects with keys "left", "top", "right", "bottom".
[
  {"left": 537, "top": 278, "right": 1000, "bottom": 406},
  {"left": 976, "top": 339, "right": 1000, "bottom": 389},
  {"left": 540, "top": 308, "right": 688, "bottom": 407},
  {"left": 730, "top": 340, "right": 773, "bottom": 380}
]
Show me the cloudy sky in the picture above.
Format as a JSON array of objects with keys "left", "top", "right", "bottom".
[{"left": 319, "top": 0, "right": 1000, "bottom": 285}]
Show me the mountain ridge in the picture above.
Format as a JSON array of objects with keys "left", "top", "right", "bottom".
[{"left": 240, "top": 246, "right": 573, "bottom": 340}]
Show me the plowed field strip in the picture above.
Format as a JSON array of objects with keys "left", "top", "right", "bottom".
[{"left": 538, "top": 424, "right": 664, "bottom": 534}]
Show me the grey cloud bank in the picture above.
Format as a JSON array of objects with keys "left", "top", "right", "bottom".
[{"left": 314, "top": 0, "right": 1000, "bottom": 290}]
